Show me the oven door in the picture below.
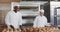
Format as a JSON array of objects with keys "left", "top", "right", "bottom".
[{"left": 54, "top": 7, "right": 60, "bottom": 27}]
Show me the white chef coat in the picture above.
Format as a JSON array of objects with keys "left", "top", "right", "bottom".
[
  {"left": 33, "top": 15, "right": 48, "bottom": 28},
  {"left": 5, "top": 11, "right": 22, "bottom": 28}
]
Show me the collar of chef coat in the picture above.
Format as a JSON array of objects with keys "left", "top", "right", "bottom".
[{"left": 11, "top": 10, "right": 20, "bottom": 13}]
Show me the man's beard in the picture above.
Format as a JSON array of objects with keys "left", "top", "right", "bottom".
[{"left": 14, "top": 10, "right": 17, "bottom": 13}]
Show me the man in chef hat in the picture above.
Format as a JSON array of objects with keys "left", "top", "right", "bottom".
[
  {"left": 5, "top": 5, "right": 22, "bottom": 29},
  {"left": 33, "top": 9, "right": 50, "bottom": 28}
]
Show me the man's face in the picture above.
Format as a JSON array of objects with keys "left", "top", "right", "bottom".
[
  {"left": 40, "top": 12, "right": 44, "bottom": 16},
  {"left": 14, "top": 6, "right": 20, "bottom": 11}
]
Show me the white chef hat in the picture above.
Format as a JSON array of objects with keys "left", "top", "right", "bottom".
[
  {"left": 39, "top": 9, "right": 44, "bottom": 13},
  {"left": 13, "top": 5, "right": 20, "bottom": 8},
  {"left": 13, "top": 3, "right": 20, "bottom": 6}
]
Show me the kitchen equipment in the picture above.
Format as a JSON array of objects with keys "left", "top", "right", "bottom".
[{"left": 50, "top": 1, "right": 60, "bottom": 26}]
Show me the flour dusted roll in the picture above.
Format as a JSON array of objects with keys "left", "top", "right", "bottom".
[
  {"left": 29, "top": 27, "right": 34, "bottom": 32},
  {"left": 17, "top": 28, "right": 22, "bottom": 32},
  {"left": 22, "top": 28, "right": 27, "bottom": 32},
  {"left": 9, "top": 28, "right": 13, "bottom": 32},
  {"left": 33, "top": 27, "right": 39, "bottom": 32},
  {"left": 6, "top": 29, "right": 9, "bottom": 32},
  {"left": 5, "top": 29, "right": 10, "bottom": 32},
  {"left": 2, "top": 29, "right": 6, "bottom": 32}
]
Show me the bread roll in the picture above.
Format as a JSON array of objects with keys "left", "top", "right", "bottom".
[{"left": 2, "top": 29, "right": 6, "bottom": 32}]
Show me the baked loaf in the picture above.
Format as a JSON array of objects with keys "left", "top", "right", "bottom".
[{"left": 2, "top": 27, "right": 60, "bottom": 32}]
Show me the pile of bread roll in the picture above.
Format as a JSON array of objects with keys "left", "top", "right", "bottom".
[
  {"left": 2, "top": 28, "right": 21, "bottom": 32},
  {"left": 2, "top": 27, "right": 60, "bottom": 32}
]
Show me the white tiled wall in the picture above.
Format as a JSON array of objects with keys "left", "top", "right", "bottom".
[{"left": 0, "top": 3, "right": 11, "bottom": 24}]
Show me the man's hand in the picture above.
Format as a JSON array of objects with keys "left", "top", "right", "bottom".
[
  {"left": 10, "top": 25, "right": 14, "bottom": 30},
  {"left": 19, "top": 25, "right": 22, "bottom": 28}
]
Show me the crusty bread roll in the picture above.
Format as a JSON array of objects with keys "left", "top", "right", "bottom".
[
  {"left": 29, "top": 27, "right": 34, "bottom": 32},
  {"left": 2, "top": 29, "right": 6, "bottom": 32},
  {"left": 2, "top": 27, "right": 60, "bottom": 32}
]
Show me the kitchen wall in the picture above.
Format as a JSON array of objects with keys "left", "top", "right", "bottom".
[
  {"left": 0, "top": 0, "right": 21, "bottom": 24},
  {"left": 0, "top": 3, "right": 11, "bottom": 24},
  {"left": 0, "top": 0, "right": 21, "bottom": 3}
]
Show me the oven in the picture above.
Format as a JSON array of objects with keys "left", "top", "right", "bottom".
[{"left": 54, "top": 7, "right": 60, "bottom": 26}]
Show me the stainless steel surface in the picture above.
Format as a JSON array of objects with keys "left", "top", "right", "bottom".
[
  {"left": 56, "top": 8, "right": 60, "bottom": 25},
  {"left": 50, "top": 1, "right": 60, "bottom": 26}
]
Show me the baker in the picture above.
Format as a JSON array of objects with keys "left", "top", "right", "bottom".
[{"left": 5, "top": 5, "right": 22, "bottom": 29}]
